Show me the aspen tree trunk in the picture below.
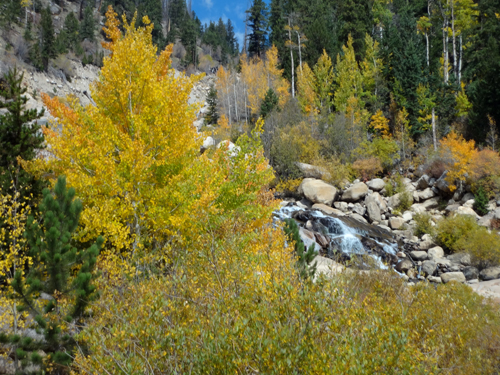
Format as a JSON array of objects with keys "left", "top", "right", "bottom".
[
  {"left": 297, "top": 31, "right": 302, "bottom": 72},
  {"left": 451, "top": 0, "right": 457, "bottom": 79},
  {"left": 233, "top": 82, "right": 238, "bottom": 122},
  {"left": 288, "top": 19, "right": 295, "bottom": 98},
  {"left": 426, "top": 33, "right": 430, "bottom": 67},
  {"left": 458, "top": 35, "right": 463, "bottom": 83},
  {"left": 432, "top": 108, "right": 437, "bottom": 151},
  {"left": 443, "top": 17, "right": 449, "bottom": 83}
]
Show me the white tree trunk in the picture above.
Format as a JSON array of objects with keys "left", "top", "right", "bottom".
[{"left": 432, "top": 107, "right": 437, "bottom": 151}]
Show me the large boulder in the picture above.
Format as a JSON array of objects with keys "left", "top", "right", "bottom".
[
  {"left": 295, "top": 162, "right": 332, "bottom": 180},
  {"left": 427, "top": 246, "right": 444, "bottom": 259},
  {"left": 422, "top": 260, "right": 437, "bottom": 276},
  {"left": 416, "top": 174, "right": 430, "bottom": 190},
  {"left": 410, "top": 251, "right": 428, "bottom": 261},
  {"left": 421, "top": 197, "right": 440, "bottom": 210},
  {"left": 447, "top": 252, "right": 471, "bottom": 266},
  {"left": 396, "top": 259, "right": 413, "bottom": 273},
  {"left": 389, "top": 217, "right": 405, "bottom": 230},
  {"left": 312, "top": 203, "right": 345, "bottom": 216},
  {"left": 342, "top": 182, "right": 369, "bottom": 202},
  {"left": 298, "top": 178, "right": 338, "bottom": 206},
  {"left": 366, "top": 178, "right": 385, "bottom": 191},
  {"left": 455, "top": 206, "right": 479, "bottom": 218},
  {"left": 366, "top": 201, "right": 381, "bottom": 222},
  {"left": 435, "top": 172, "right": 452, "bottom": 194},
  {"left": 441, "top": 272, "right": 466, "bottom": 283},
  {"left": 463, "top": 266, "right": 479, "bottom": 280},
  {"left": 414, "top": 188, "right": 436, "bottom": 202},
  {"left": 217, "top": 140, "right": 240, "bottom": 157},
  {"left": 479, "top": 266, "right": 500, "bottom": 281},
  {"left": 365, "top": 192, "right": 388, "bottom": 213}
]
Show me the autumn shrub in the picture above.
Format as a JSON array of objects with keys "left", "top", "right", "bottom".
[
  {"left": 275, "top": 178, "right": 302, "bottom": 196},
  {"left": 354, "top": 137, "right": 399, "bottom": 169},
  {"left": 439, "top": 131, "right": 477, "bottom": 191},
  {"left": 53, "top": 55, "right": 75, "bottom": 80},
  {"left": 434, "top": 214, "right": 479, "bottom": 253},
  {"left": 351, "top": 157, "right": 383, "bottom": 181},
  {"left": 455, "top": 226, "right": 500, "bottom": 269},
  {"left": 73, "top": 270, "right": 500, "bottom": 374},
  {"left": 471, "top": 148, "right": 500, "bottom": 179},
  {"left": 310, "top": 155, "right": 354, "bottom": 188},
  {"left": 413, "top": 212, "right": 435, "bottom": 237}
]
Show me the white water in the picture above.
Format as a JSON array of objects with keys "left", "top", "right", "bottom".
[{"left": 275, "top": 205, "right": 398, "bottom": 269}]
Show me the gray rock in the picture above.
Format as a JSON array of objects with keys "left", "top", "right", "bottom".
[
  {"left": 410, "top": 203, "right": 427, "bottom": 214},
  {"left": 410, "top": 251, "right": 428, "bottom": 261},
  {"left": 202, "top": 136, "right": 215, "bottom": 149},
  {"left": 333, "top": 201, "right": 348, "bottom": 212},
  {"left": 447, "top": 252, "right": 471, "bottom": 266},
  {"left": 479, "top": 266, "right": 500, "bottom": 281},
  {"left": 312, "top": 203, "right": 345, "bottom": 216},
  {"left": 421, "top": 197, "right": 440, "bottom": 210},
  {"left": 441, "top": 272, "right": 466, "bottom": 283},
  {"left": 50, "top": 3, "right": 61, "bottom": 14},
  {"left": 298, "top": 178, "right": 338, "bottom": 206},
  {"left": 366, "top": 178, "right": 385, "bottom": 191},
  {"left": 461, "top": 192, "right": 475, "bottom": 204},
  {"left": 427, "top": 246, "right": 444, "bottom": 259},
  {"left": 295, "top": 162, "right": 332, "bottom": 180},
  {"left": 402, "top": 211, "right": 413, "bottom": 222},
  {"left": 350, "top": 213, "right": 368, "bottom": 224},
  {"left": 366, "top": 201, "right": 382, "bottom": 222},
  {"left": 342, "top": 182, "right": 369, "bottom": 202},
  {"left": 365, "top": 192, "right": 388, "bottom": 213},
  {"left": 352, "top": 203, "right": 366, "bottom": 216},
  {"left": 389, "top": 217, "right": 405, "bottom": 230},
  {"left": 455, "top": 206, "right": 479, "bottom": 218},
  {"left": 420, "top": 240, "right": 437, "bottom": 251},
  {"left": 415, "top": 188, "right": 436, "bottom": 201},
  {"left": 428, "top": 275, "right": 442, "bottom": 283},
  {"left": 414, "top": 165, "right": 426, "bottom": 178},
  {"left": 445, "top": 204, "right": 461, "bottom": 215},
  {"left": 416, "top": 174, "right": 430, "bottom": 190},
  {"left": 396, "top": 259, "right": 413, "bottom": 273},
  {"left": 463, "top": 266, "right": 479, "bottom": 281},
  {"left": 422, "top": 260, "right": 437, "bottom": 276}
]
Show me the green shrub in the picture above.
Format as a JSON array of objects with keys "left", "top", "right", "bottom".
[
  {"left": 473, "top": 186, "right": 489, "bottom": 216},
  {"left": 414, "top": 212, "right": 435, "bottom": 237},
  {"left": 456, "top": 227, "right": 500, "bottom": 269},
  {"left": 434, "top": 215, "right": 478, "bottom": 252}
]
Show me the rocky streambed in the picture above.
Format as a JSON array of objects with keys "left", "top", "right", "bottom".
[{"left": 274, "top": 166, "right": 500, "bottom": 299}]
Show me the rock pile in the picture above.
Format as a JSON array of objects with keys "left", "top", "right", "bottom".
[{"left": 279, "top": 163, "right": 500, "bottom": 288}]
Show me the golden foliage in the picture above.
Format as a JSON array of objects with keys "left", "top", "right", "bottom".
[
  {"left": 239, "top": 46, "right": 290, "bottom": 115},
  {"left": 297, "top": 62, "right": 317, "bottom": 115},
  {"left": 439, "top": 131, "right": 477, "bottom": 191},
  {"left": 352, "top": 157, "right": 383, "bottom": 180},
  {"left": 370, "top": 109, "right": 390, "bottom": 139}
]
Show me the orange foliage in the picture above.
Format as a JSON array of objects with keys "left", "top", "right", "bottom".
[
  {"left": 439, "top": 131, "right": 477, "bottom": 191},
  {"left": 370, "top": 110, "right": 391, "bottom": 139},
  {"left": 472, "top": 149, "right": 500, "bottom": 179}
]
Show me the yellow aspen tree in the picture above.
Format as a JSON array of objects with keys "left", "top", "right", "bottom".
[
  {"left": 215, "top": 66, "right": 234, "bottom": 125},
  {"left": 240, "top": 52, "right": 267, "bottom": 115},
  {"left": 313, "top": 49, "right": 334, "bottom": 112},
  {"left": 297, "top": 62, "right": 317, "bottom": 115},
  {"left": 361, "top": 34, "right": 383, "bottom": 107},
  {"left": 370, "top": 109, "right": 391, "bottom": 139},
  {"left": 264, "top": 45, "right": 290, "bottom": 108},
  {"left": 22, "top": 7, "right": 202, "bottom": 277},
  {"left": 440, "top": 130, "right": 477, "bottom": 190},
  {"left": 333, "top": 35, "right": 364, "bottom": 112}
]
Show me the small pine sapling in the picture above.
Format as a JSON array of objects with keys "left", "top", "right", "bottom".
[
  {"left": 473, "top": 186, "right": 489, "bottom": 216},
  {"left": 260, "top": 88, "right": 279, "bottom": 118},
  {"left": 6, "top": 176, "right": 103, "bottom": 372},
  {"left": 284, "top": 218, "right": 317, "bottom": 279},
  {"left": 204, "top": 85, "right": 219, "bottom": 125}
]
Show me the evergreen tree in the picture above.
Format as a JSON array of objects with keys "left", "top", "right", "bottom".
[
  {"left": 40, "top": 6, "right": 56, "bottom": 71},
  {"left": 138, "top": 0, "right": 164, "bottom": 48},
  {"left": 0, "top": 67, "right": 45, "bottom": 201},
  {"left": 260, "top": 88, "right": 279, "bottom": 118},
  {"left": 337, "top": 0, "right": 373, "bottom": 60},
  {"left": 80, "top": 5, "right": 95, "bottom": 41},
  {"left": 1, "top": 176, "right": 103, "bottom": 372},
  {"left": 284, "top": 218, "right": 317, "bottom": 279},
  {"left": 226, "top": 19, "right": 238, "bottom": 55},
  {"left": 205, "top": 85, "right": 219, "bottom": 125},
  {"left": 246, "top": 0, "right": 269, "bottom": 58}
]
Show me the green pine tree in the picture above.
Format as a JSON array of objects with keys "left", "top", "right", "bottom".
[
  {"left": 40, "top": 6, "right": 56, "bottom": 71},
  {"left": 80, "top": 5, "right": 95, "bottom": 41},
  {"left": 205, "top": 85, "right": 219, "bottom": 125},
  {"left": 0, "top": 67, "right": 45, "bottom": 201},
  {"left": 260, "top": 88, "right": 279, "bottom": 118},
  {"left": 1, "top": 176, "right": 103, "bottom": 373},
  {"left": 473, "top": 186, "right": 489, "bottom": 216},
  {"left": 246, "top": 0, "right": 269, "bottom": 58},
  {"left": 284, "top": 218, "right": 317, "bottom": 279}
]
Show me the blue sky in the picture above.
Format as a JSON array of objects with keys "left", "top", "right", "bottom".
[{"left": 192, "top": 0, "right": 251, "bottom": 49}]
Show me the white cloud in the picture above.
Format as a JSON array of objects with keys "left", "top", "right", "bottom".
[{"left": 202, "top": 0, "right": 213, "bottom": 9}]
